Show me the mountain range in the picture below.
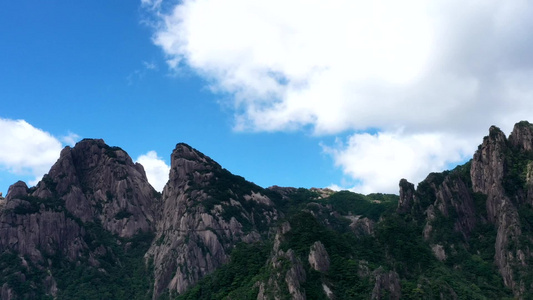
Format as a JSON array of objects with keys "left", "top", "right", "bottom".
[{"left": 3, "top": 121, "right": 533, "bottom": 299}]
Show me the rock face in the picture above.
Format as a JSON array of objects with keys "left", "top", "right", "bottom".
[
  {"left": 397, "top": 179, "right": 415, "bottom": 214},
  {"left": 399, "top": 122, "right": 533, "bottom": 297},
  {"left": 308, "top": 241, "right": 330, "bottom": 273},
  {"left": 471, "top": 126, "right": 509, "bottom": 224},
  {"left": 33, "top": 139, "right": 158, "bottom": 237},
  {"left": 257, "top": 223, "right": 307, "bottom": 300},
  {"left": 371, "top": 268, "right": 401, "bottom": 300},
  {"left": 0, "top": 139, "right": 157, "bottom": 256},
  {"left": 470, "top": 125, "right": 526, "bottom": 293},
  {"left": 0, "top": 139, "right": 159, "bottom": 299},
  {"left": 146, "top": 143, "right": 279, "bottom": 297}
]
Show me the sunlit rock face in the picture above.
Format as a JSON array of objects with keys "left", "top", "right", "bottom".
[{"left": 146, "top": 143, "right": 279, "bottom": 298}]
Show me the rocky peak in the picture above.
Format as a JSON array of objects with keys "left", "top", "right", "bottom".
[
  {"left": 397, "top": 179, "right": 415, "bottom": 214},
  {"left": 470, "top": 126, "right": 508, "bottom": 222},
  {"left": 508, "top": 121, "right": 533, "bottom": 152},
  {"left": 148, "top": 143, "right": 278, "bottom": 298},
  {"left": 165, "top": 143, "right": 220, "bottom": 193},
  {"left": 5, "top": 181, "right": 29, "bottom": 202},
  {"left": 32, "top": 138, "right": 156, "bottom": 237}
]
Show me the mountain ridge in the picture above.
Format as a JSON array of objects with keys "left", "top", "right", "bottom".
[{"left": 2, "top": 121, "right": 533, "bottom": 299}]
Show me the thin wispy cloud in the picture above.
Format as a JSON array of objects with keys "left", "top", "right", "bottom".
[
  {"left": 127, "top": 61, "right": 159, "bottom": 85},
  {"left": 61, "top": 132, "right": 81, "bottom": 147},
  {"left": 145, "top": 0, "right": 533, "bottom": 193},
  {"left": 143, "top": 61, "right": 158, "bottom": 70}
]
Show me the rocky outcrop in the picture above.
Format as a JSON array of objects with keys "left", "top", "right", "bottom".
[
  {"left": 431, "top": 244, "right": 446, "bottom": 261},
  {"left": 421, "top": 173, "right": 477, "bottom": 240},
  {"left": 508, "top": 121, "right": 533, "bottom": 152},
  {"left": 398, "top": 179, "right": 415, "bottom": 214},
  {"left": 371, "top": 268, "right": 401, "bottom": 300},
  {"left": 471, "top": 126, "right": 508, "bottom": 223},
  {"left": 350, "top": 217, "right": 375, "bottom": 236},
  {"left": 470, "top": 126, "right": 524, "bottom": 293},
  {"left": 257, "top": 223, "right": 307, "bottom": 300},
  {"left": 308, "top": 241, "right": 330, "bottom": 273},
  {"left": 146, "top": 143, "right": 279, "bottom": 298}
]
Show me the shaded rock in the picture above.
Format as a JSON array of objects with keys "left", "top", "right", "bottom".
[
  {"left": 420, "top": 173, "right": 477, "bottom": 240},
  {"left": 371, "top": 268, "right": 401, "bottom": 300},
  {"left": 351, "top": 217, "right": 376, "bottom": 236},
  {"left": 508, "top": 121, "right": 533, "bottom": 152},
  {"left": 1, "top": 283, "right": 15, "bottom": 300},
  {"left": 398, "top": 179, "right": 415, "bottom": 214},
  {"left": 470, "top": 126, "right": 524, "bottom": 293},
  {"left": 471, "top": 126, "right": 507, "bottom": 224},
  {"left": 6, "top": 181, "right": 28, "bottom": 201}
]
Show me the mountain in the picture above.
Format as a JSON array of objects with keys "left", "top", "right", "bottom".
[{"left": 2, "top": 121, "right": 533, "bottom": 299}]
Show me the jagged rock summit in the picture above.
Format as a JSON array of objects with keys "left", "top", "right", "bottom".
[{"left": 147, "top": 142, "right": 279, "bottom": 297}]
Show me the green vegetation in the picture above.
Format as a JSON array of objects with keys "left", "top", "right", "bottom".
[
  {"left": 322, "top": 190, "right": 397, "bottom": 221},
  {"left": 177, "top": 242, "right": 269, "bottom": 300},
  {"left": 0, "top": 251, "right": 51, "bottom": 299},
  {"left": 53, "top": 228, "right": 155, "bottom": 300}
]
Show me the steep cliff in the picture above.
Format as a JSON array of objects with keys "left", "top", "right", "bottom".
[{"left": 146, "top": 143, "right": 279, "bottom": 298}]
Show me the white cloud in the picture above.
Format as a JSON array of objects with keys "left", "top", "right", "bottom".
[
  {"left": 61, "top": 131, "right": 81, "bottom": 147},
  {"left": 136, "top": 151, "right": 170, "bottom": 192},
  {"left": 146, "top": 0, "right": 533, "bottom": 192},
  {"left": 323, "top": 131, "right": 475, "bottom": 194},
  {"left": 0, "top": 118, "right": 63, "bottom": 187}
]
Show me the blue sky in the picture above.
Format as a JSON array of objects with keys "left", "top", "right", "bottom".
[
  {"left": 0, "top": 1, "right": 343, "bottom": 194},
  {"left": 2, "top": 1, "right": 533, "bottom": 195}
]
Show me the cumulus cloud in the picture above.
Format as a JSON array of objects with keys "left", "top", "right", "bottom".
[
  {"left": 323, "top": 131, "right": 475, "bottom": 194},
  {"left": 0, "top": 118, "right": 64, "bottom": 186},
  {"left": 146, "top": 0, "right": 533, "bottom": 192},
  {"left": 136, "top": 151, "right": 170, "bottom": 192}
]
